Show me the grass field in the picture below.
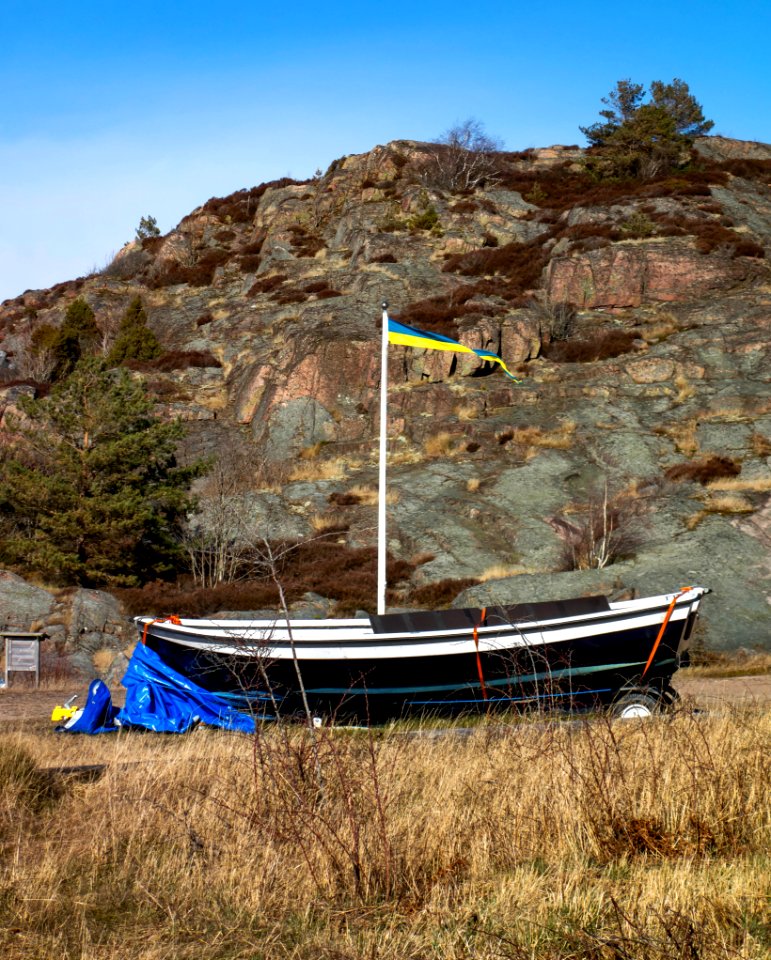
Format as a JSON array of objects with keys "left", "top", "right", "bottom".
[
  {"left": 680, "top": 650, "right": 771, "bottom": 679},
  {"left": 1, "top": 706, "right": 769, "bottom": 959}
]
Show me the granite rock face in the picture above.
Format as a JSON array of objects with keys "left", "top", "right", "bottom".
[
  {"left": 0, "top": 570, "right": 55, "bottom": 629},
  {"left": 1, "top": 135, "right": 770, "bottom": 655},
  {"left": 0, "top": 575, "right": 132, "bottom": 680},
  {"left": 546, "top": 238, "right": 755, "bottom": 309}
]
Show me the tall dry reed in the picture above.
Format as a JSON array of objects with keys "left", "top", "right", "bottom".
[{"left": 1, "top": 706, "right": 769, "bottom": 959}]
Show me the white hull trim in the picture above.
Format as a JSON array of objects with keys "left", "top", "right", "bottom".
[{"left": 136, "top": 590, "right": 705, "bottom": 662}]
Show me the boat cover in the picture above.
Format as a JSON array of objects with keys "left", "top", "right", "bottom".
[
  {"left": 59, "top": 677, "right": 120, "bottom": 734},
  {"left": 58, "top": 642, "right": 257, "bottom": 734},
  {"left": 370, "top": 596, "right": 611, "bottom": 634}
]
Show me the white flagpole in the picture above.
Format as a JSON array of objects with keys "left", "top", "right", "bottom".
[{"left": 377, "top": 301, "right": 389, "bottom": 616}]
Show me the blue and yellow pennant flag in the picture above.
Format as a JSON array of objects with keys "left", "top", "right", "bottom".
[{"left": 387, "top": 317, "right": 520, "bottom": 382}]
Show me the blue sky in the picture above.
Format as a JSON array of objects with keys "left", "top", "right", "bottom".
[{"left": 2, "top": 0, "right": 769, "bottom": 302}]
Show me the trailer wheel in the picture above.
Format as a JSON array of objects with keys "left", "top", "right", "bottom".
[{"left": 611, "top": 690, "right": 662, "bottom": 719}]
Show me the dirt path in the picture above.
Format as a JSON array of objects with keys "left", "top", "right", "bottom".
[
  {"left": 1, "top": 674, "right": 769, "bottom": 727},
  {"left": 673, "top": 673, "right": 771, "bottom": 708},
  {"left": 0, "top": 687, "right": 125, "bottom": 726}
]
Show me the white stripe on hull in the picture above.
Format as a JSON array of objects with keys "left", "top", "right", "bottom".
[{"left": 136, "top": 590, "right": 705, "bottom": 662}]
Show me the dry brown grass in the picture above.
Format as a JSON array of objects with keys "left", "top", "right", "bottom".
[
  {"left": 657, "top": 418, "right": 700, "bottom": 457},
  {"left": 298, "top": 441, "right": 324, "bottom": 460},
  {"left": 751, "top": 432, "right": 771, "bottom": 458},
  {"left": 680, "top": 649, "right": 771, "bottom": 678},
  {"left": 675, "top": 419, "right": 700, "bottom": 457},
  {"left": 308, "top": 513, "right": 342, "bottom": 533},
  {"left": 478, "top": 563, "right": 528, "bottom": 581},
  {"left": 423, "top": 431, "right": 456, "bottom": 458},
  {"left": 498, "top": 420, "right": 576, "bottom": 451},
  {"left": 673, "top": 372, "right": 696, "bottom": 403},
  {"left": 683, "top": 474, "right": 770, "bottom": 528},
  {"left": 1, "top": 708, "right": 769, "bottom": 959},
  {"left": 343, "top": 483, "right": 399, "bottom": 506},
  {"left": 288, "top": 457, "right": 348, "bottom": 483},
  {"left": 686, "top": 493, "right": 756, "bottom": 529},
  {"left": 347, "top": 482, "right": 380, "bottom": 505},
  {"left": 666, "top": 455, "right": 741, "bottom": 486},
  {"left": 706, "top": 476, "right": 771, "bottom": 494},
  {"left": 700, "top": 405, "right": 755, "bottom": 423},
  {"left": 455, "top": 402, "right": 480, "bottom": 421},
  {"left": 685, "top": 400, "right": 771, "bottom": 428},
  {"left": 702, "top": 494, "right": 755, "bottom": 513},
  {"left": 642, "top": 314, "right": 679, "bottom": 342},
  {"left": 388, "top": 446, "right": 423, "bottom": 466},
  {"left": 408, "top": 550, "right": 436, "bottom": 566}
]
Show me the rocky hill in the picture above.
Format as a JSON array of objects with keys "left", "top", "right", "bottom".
[{"left": 1, "top": 135, "right": 770, "bottom": 666}]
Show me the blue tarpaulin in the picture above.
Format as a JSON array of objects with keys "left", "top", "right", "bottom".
[
  {"left": 60, "top": 642, "right": 257, "bottom": 734},
  {"left": 61, "top": 677, "right": 120, "bottom": 734}
]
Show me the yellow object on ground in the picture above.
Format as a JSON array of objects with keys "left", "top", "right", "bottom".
[{"left": 51, "top": 703, "right": 78, "bottom": 723}]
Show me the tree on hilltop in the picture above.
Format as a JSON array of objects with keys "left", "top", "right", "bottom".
[
  {"left": 418, "top": 118, "right": 504, "bottom": 192},
  {"left": 649, "top": 79, "right": 714, "bottom": 139},
  {"left": 0, "top": 357, "right": 204, "bottom": 587},
  {"left": 580, "top": 79, "right": 647, "bottom": 147},
  {"left": 580, "top": 78, "right": 713, "bottom": 178},
  {"left": 136, "top": 215, "right": 161, "bottom": 241}
]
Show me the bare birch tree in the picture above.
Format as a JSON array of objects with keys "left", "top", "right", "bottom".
[
  {"left": 12, "top": 324, "right": 58, "bottom": 382},
  {"left": 182, "top": 446, "right": 271, "bottom": 588},
  {"left": 417, "top": 118, "right": 504, "bottom": 192}
]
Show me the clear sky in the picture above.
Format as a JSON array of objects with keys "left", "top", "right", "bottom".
[{"left": 2, "top": 0, "right": 769, "bottom": 303}]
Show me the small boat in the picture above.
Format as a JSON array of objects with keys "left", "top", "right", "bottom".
[
  {"left": 135, "top": 586, "right": 709, "bottom": 721},
  {"left": 133, "top": 306, "right": 710, "bottom": 724}
]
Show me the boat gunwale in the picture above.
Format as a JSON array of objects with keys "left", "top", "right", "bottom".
[
  {"left": 134, "top": 589, "right": 706, "bottom": 642},
  {"left": 134, "top": 590, "right": 706, "bottom": 660}
]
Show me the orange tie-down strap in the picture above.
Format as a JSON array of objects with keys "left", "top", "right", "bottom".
[
  {"left": 641, "top": 588, "right": 693, "bottom": 678},
  {"left": 141, "top": 615, "right": 181, "bottom": 645},
  {"left": 473, "top": 607, "right": 488, "bottom": 701}
]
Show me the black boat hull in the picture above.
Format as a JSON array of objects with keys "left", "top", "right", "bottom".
[{"left": 138, "top": 590, "right": 705, "bottom": 721}]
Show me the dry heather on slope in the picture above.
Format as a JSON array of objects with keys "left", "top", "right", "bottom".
[{"left": 1, "top": 707, "right": 769, "bottom": 959}]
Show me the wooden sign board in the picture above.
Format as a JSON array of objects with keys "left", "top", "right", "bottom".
[
  {"left": 7, "top": 639, "right": 38, "bottom": 671},
  {"left": 3, "top": 634, "right": 45, "bottom": 687}
]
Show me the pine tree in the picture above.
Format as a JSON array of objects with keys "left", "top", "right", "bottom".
[
  {"left": 649, "top": 79, "right": 714, "bottom": 138},
  {"left": 51, "top": 297, "right": 100, "bottom": 381},
  {"left": 0, "top": 357, "right": 205, "bottom": 587},
  {"left": 580, "top": 78, "right": 713, "bottom": 179},
  {"left": 136, "top": 215, "right": 161, "bottom": 240},
  {"left": 108, "top": 295, "right": 163, "bottom": 365},
  {"left": 580, "top": 79, "right": 646, "bottom": 147}
]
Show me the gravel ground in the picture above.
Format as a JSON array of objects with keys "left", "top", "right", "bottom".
[{"left": 1, "top": 675, "right": 769, "bottom": 728}]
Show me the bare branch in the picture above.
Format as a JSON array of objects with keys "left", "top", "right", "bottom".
[{"left": 414, "top": 118, "right": 504, "bottom": 193}]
